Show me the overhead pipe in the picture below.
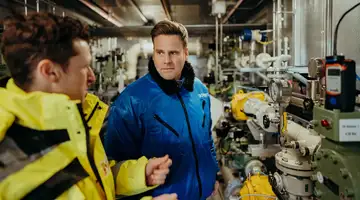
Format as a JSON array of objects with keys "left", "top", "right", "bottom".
[
  {"left": 276, "top": 0, "right": 282, "bottom": 56},
  {"left": 222, "top": 0, "right": 245, "bottom": 24},
  {"left": 233, "top": 0, "right": 265, "bottom": 10},
  {"left": 220, "top": 20, "right": 223, "bottom": 57},
  {"left": 160, "top": 0, "right": 172, "bottom": 21},
  {"left": 115, "top": 0, "right": 148, "bottom": 23},
  {"left": 24, "top": 0, "right": 27, "bottom": 15},
  {"left": 128, "top": 0, "right": 148, "bottom": 23},
  {"left": 215, "top": 15, "right": 219, "bottom": 85},
  {"left": 78, "top": 0, "right": 123, "bottom": 27},
  {"left": 272, "top": 0, "right": 276, "bottom": 57},
  {"left": 36, "top": 0, "right": 39, "bottom": 12}
]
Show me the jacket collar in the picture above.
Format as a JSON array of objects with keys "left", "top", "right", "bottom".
[
  {"left": 148, "top": 58, "right": 195, "bottom": 95},
  {"left": 5, "top": 78, "right": 27, "bottom": 95}
]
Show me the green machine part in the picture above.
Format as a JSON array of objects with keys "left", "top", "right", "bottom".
[{"left": 312, "top": 105, "right": 360, "bottom": 200}]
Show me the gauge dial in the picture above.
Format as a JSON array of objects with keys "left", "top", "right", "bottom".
[{"left": 269, "top": 81, "right": 280, "bottom": 101}]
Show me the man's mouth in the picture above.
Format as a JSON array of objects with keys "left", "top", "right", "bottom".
[{"left": 161, "top": 68, "right": 174, "bottom": 71}]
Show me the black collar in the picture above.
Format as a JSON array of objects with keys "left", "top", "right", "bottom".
[{"left": 148, "top": 58, "right": 195, "bottom": 95}]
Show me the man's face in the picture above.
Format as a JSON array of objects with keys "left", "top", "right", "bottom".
[
  {"left": 153, "top": 35, "right": 188, "bottom": 80},
  {"left": 56, "top": 39, "right": 95, "bottom": 102}
]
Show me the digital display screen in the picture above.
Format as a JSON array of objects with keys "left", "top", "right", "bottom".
[{"left": 328, "top": 69, "right": 340, "bottom": 76}]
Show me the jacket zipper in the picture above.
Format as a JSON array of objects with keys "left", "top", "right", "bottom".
[
  {"left": 202, "top": 115, "right": 206, "bottom": 128},
  {"left": 154, "top": 114, "right": 180, "bottom": 137},
  {"left": 177, "top": 93, "right": 202, "bottom": 199},
  {"left": 86, "top": 102, "right": 100, "bottom": 123},
  {"left": 77, "top": 104, "right": 105, "bottom": 191},
  {"left": 202, "top": 100, "right": 206, "bottom": 128}
]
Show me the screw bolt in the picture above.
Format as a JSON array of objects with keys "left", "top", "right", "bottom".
[
  {"left": 340, "top": 168, "right": 349, "bottom": 179},
  {"left": 345, "top": 188, "right": 354, "bottom": 197}
]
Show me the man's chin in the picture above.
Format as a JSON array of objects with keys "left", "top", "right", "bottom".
[{"left": 159, "top": 73, "right": 176, "bottom": 80}]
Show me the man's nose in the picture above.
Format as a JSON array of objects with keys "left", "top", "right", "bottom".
[
  {"left": 164, "top": 54, "right": 171, "bottom": 64},
  {"left": 87, "top": 67, "right": 96, "bottom": 86}
]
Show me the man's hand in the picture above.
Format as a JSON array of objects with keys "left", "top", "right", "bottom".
[
  {"left": 152, "top": 193, "right": 178, "bottom": 200},
  {"left": 211, "top": 181, "right": 220, "bottom": 196},
  {"left": 146, "top": 154, "right": 172, "bottom": 186}
]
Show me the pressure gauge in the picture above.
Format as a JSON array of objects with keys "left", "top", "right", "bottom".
[
  {"left": 268, "top": 79, "right": 292, "bottom": 104},
  {"left": 269, "top": 81, "right": 281, "bottom": 101}
]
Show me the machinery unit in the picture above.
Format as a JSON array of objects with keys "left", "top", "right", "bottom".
[
  {"left": 324, "top": 55, "right": 356, "bottom": 112},
  {"left": 312, "top": 106, "right": 360, "bottom": 199}
]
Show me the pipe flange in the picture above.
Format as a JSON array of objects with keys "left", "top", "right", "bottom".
[
  {"left": 275, "top": 149, "right": 313, "bottom": 177},
  {"left": 256, "top": 53, "right": 272, "bottom": 69}
]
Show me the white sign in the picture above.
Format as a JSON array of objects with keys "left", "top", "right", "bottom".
[{"left": 339, "top": 119, "right": 360, "bottom": 142}]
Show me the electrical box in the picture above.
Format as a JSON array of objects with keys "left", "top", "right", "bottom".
[{"left": 211, "top": 1, "right": 226, "bottom": 15}]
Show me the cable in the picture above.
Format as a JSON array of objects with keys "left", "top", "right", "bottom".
[{"left": 333, "top": 2, "right": 360, "bottom": 55}]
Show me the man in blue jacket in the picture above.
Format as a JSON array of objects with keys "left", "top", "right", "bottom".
[{"left": 104, "top": 20, "right": 219, "bottom": 200}]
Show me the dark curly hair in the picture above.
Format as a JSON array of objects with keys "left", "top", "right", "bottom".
[{"left": 1, "top": 12, "right": 89, "bottom": 88}]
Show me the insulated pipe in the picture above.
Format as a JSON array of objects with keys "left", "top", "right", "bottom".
[
  {"left": 126, "top": 0, "right": 148, "bottom": 23},
  {"left": 284, "top": 37, "right": 289, "bottom": 67},
  {"left": 24, "top": 0, "right": 27, "bottom": 15},
  {"left": 274, "top": 54, "right": 291, "bottom": 69},
  {"left": 160, "top": 0, "right": 172, "bottom": 21},
  {"left": 276, "top": 0, "right": 282, "bottom": 56},
  {"left": 236, "top": 68, "right": 267, "bottom": 73},
  {"left": 291, "top": 72, "right": 308, "bottom": 86},
  {"left": 220, "top": 21, "right": 223, "bottom": 57},
  {"left": 272, "top": 0, "right": 276, "bottom": 57},
  {"left": 78, "top": 0, "right": 123, "bottom": 27},
  {"left": 286, "top": 120, "right": 321, "bottom": 156},
  {"left": 36, "top": 0, "right": 39, "bottom": 12},
  {"left": 256, "top": 71, "right": 271, "bottom": 82},
  {"left": 215, "top": 15, "right": 219, "bottom": 85}
]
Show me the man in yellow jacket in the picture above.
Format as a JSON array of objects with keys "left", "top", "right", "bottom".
[{"left": 0, "top": 12, "right": 177, "bottom": 200}]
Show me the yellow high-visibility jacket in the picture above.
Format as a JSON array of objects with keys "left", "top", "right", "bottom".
[{"left": 0, "top": 79, "right": 154, "bottom": 200}]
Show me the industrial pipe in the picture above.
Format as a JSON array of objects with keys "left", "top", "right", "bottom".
[
  {"left": 291, "top": 72, "right": 308, "bottom": 86},
  {"left": 160, "top": 0, "right": 172, "bottom": 21},
  {"left": 222, "top": 0, "right": 245, "bottom": 24},
  {"left": 290, "top": 96, "right": 304, "bottom": 108},
  {"left": 215, "top": 15, "right": 219, "bottom": 85},
  {"left": 126, "top": 0, "right": 148, "bottom": 23},
  {"left": 220, "top": 21, "right": 223, "bottom": 57},
  {"left": 236, "top": 68, "right": 267, "bottom": 73},
  {"left": 256, "top": 71, "right": 271, "bottom": 82},
  {"left": 286, "top": 120, "right": 321, "bottom": 156},
  {"left": 272, "top": 0, "right": 276, "bottom": 57},
  {"left": 276, "top": 0, "right": 282, "bottom": 56},
  {"left": 78, "top": 0, "right": 123, "bottom": 27},
  {"left": 24, "top": 0, "right": 27, "bottom": 15},
  {"left": 273, "top": 54, "right": 291, "bottom": 69}
]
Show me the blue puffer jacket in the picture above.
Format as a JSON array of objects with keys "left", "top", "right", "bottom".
[{"left": 104, "top": 59, "right": 219, "bottom": 200}]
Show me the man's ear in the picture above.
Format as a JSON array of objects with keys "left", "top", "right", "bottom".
[
  {"left": 184, "top": 47, "right": 189, "bottom": 60},
  {"left": 37, "top": 59, "right": 63, "bottom": 83}
]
